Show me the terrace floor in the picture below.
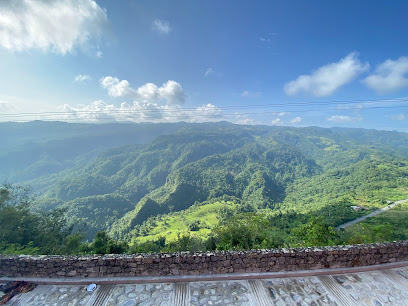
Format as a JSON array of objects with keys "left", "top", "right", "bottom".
[{"left": 2, "top": 262, "right": 408, "bottom": 305}]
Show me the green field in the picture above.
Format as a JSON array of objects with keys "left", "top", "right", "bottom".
[
  {"left": 131, "top": 200, "right": 238, "bottom": 244},
  {"left": 343, "top": 202, "right": 408, "bottom": 244}
]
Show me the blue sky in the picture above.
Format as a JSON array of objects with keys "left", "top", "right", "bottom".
[{"left": 0, "top": 0, "right": 408, "bottom": 131}]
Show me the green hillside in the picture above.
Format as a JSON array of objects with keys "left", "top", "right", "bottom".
[
  {"left": 1, "top": 121, "right": 408, "bottom": 247},
  {"left": 343, "top": 202, "right": 408, "bottom": 244}
]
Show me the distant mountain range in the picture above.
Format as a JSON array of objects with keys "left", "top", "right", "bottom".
[{"left": 2, "top": 121, "right": 408, "bottom": 240}]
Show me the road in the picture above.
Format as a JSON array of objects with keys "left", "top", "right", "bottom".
[{"left": 336, "top": 198, "right": 408, "bottom": 229}]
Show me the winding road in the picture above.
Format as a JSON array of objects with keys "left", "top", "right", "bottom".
[{"left": 336, "top": 198, "right": 408, "bottom": 229}]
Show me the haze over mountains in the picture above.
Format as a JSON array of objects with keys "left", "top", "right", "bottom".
[{"left": 2, "top": 121, "right": 408, "bottom": 242}]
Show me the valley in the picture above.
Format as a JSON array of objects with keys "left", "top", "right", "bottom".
[{"left": 1, "top": 121, "right": 408, "bottom": 254}]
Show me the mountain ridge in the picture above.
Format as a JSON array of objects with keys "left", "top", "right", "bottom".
[{"left": 1, "top": 121, "right": 408, "bottom": 241}]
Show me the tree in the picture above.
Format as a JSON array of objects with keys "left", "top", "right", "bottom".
[
  {"left": 292, "top": 217, "right": 338, "bottom": 247},
  {"left": 0, "top": 184, "right": 84, "bottom": 255},
  {"left": 213, "top": 213, "right": 284, "bottom": 250},
  {"left": 91, "top": 231, "right": 128, "bottom": 254}
]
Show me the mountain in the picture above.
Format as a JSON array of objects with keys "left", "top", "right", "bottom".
[
  {"left": 0, "top": 121, "right": 190, "bottom": 183},
  {"left": 2, "top": 121, "right": 408, "bottom": 241}
]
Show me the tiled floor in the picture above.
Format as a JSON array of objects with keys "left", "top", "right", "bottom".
[{"left": 3, "top": 266, "right": 408, "bottom": 305}]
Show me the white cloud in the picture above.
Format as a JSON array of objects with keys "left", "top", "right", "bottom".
[
  {"left": 0, "top": 98, "right": 223, "bottom": 123},
  {"left": 389, "top": 113, "right": 406, "bottom": 121},
  {"left": 271, "top": 118, "right": 283, "bottom": 126},
  {"left": 236, "top": 118, "right": 258, "bottom": 125},
  {"left": 205, "top": 67, "right": 214, "bottom": 77},
  {"left": 152, "top": 19, "right": 171, "bottom": 34},
  {"left": 100, "top": 77, "right": 134, "bottom": 98},
  {"left": 259, "top": 35, "right": 274, "bottom": 49},
  {"left": 0, "top": 100, "right": 13, "bottom": 111},
  {"left": 241, "top": 90, "right": 261, "bottom": 98},
  {"left": 327, "top": 115, "right": 362, "bottom": 123},
  {"left": 327, "top": 115, "right": 352, "bottom": 122},
  {"left": 284, "top": 52, "right": 369, "bottom": 97},
  {"left": 290, "top": 117, "right": 302, "bottom": 123},
  {"left": 363, "top": 57, "right": 408, "bottom": 93},
  {"left": 259, "top": 37, "right": 271, "bottom": 43},
  {"left": 158, "top": 80, "right": 185, "bottom": 105},
  {"left": 136, "top": 83, "right": 160, "bottom": 102},
  {"left": 58, "top": 101, "right": 222, "bottom": 123},
  {"left": 234, "top": 113, "right": 260, "bottom": 125},
  {"left": 100, "top": 77, "right": 186, "bottom": 106},
  {"left": 278, "top": 112, "right": 289, "bottom": 117},
  {"left": 96, "top": 50, "right": 103, "bottom": 58},
  {"left": 0, "top": 0, "right": 108, "bottom": 55},
  {"left": 190, "top": 103, "right": 223, "bottom": 122},
  {"left": 74, "top": 74, "right": 92, "bottom": 82},
  {"left": 0, "top": 95, "right": 59, "bottom": 121}
]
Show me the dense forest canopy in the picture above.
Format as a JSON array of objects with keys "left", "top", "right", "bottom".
[{"left": 1, "top": 121, "right": 408, "bottom": 254}]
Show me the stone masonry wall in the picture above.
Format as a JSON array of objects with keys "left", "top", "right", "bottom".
[{"left": 1, "top": 241, "right": 408, "bottom": 278}]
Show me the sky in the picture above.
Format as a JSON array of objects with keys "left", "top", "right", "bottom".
[{"left": 0, "top": 0, "right": 408, "bottom": 131}]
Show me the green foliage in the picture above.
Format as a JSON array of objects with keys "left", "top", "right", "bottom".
[
  {"left": 187, "top": 220, "right": 202, "bottom": 231},
  {"left": 90, "top": 231, "right": 128, "bottom": 255},
  {"left": 0, "top": 242, "right": 40, "bottom": 255},
  {"left": 0, "top": 184, "right": 82, "bottom": 255},
  {"left": 61, "top": 194, "right": 134, "bottom": 240},
  {"left": 2, "top": 123, "right": 408, "bottom": 253},
  {"left": 164, "top": 233, "right": 207, "bottom": 252},
  {"left": 130, "top": 236, "right": 166, "bottom": 254},
  {"left": 127, "top": 199, "right": 240, "bottom": 244},
  {"left": 212, "top": 213, "right": 285, "bottom": 250},
  {"left": 291, "top": 217, "right": 339, "bottom": 247},
  {"left": 342, "top": 202, "right": 408, "bottom": 244}
]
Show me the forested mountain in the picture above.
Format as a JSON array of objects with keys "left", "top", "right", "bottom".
[
  {"left": 1, "top": 121, "right": 408, "bottom": 245},
  {"left": 0, "top": 121, "right": 190, "bottom": 183}
]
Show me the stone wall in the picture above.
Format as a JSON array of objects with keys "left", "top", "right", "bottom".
[{"left": 1, "top": 241, "right": 408, "bottom": 278}]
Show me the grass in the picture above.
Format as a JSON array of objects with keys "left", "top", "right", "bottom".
[
  {"left": 132, "top": 200, "right": 239, "bottom": 244},
  {"left": 130, "top": 184, "right": 408, "bottom": 246},
  {"left": 343, "top": 201, "right": 408, "bottom": 244}
]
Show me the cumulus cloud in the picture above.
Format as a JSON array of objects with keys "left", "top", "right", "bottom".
[
  {"left": 100, "top": 77, "right": 185, "bottom": 106},
  {"left": 100, "top": 77, "right": 134, "bottom": 98},
  {"left": 234, "top": 113, "right": 260, "bottom": 125},
  {"left": 284, "top": 52, "right": 369, "bottom": 97},
  {"left": 205, "top": 67, "right": 214, "bottom": 77},
  {"left": 290, "top": 117, "right": 302, "bottom": 123},
  {"left": 363, "top": 57, "right": 408, "bottom": 93},
  {"left": 158, "top": 80, "right": 185, "bottom": 105},
  {"left": 327, "top": 115, "right": 362, "bottom": 123},
  {"left": 0, "top": 0, "right": 108, "bottom": 54},
  {"left": 191, "top": 104, "right": 223, "bottom": 122},
  {"left": 271, "top": 118, "right": 283, "bottom": 126},
  {"left": 58, "top": 100, "right": 222, "bottom": 123},
  {"left": 74, "top": 74, "right": 91, "bottom": 82},
  {"left": 152, "top": 19, "right": 171, "bottom": 34},
  {"left": 135, "top": 83, "right": 160, "bottom": 102}
]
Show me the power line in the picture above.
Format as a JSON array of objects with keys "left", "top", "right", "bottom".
[{"left": 0, "top": 97, "right": 407, "bottom": 120}]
